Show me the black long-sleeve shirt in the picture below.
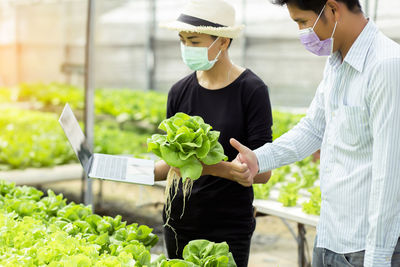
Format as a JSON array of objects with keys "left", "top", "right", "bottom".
[{"left": 164, "top": 69, "right": 273, "bottom": 237}]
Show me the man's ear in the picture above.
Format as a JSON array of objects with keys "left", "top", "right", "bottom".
[{"left": 326, "top": 0, "right": 341, "bottom": 21}]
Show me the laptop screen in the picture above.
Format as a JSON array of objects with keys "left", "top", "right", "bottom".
[{"left": 59, "top": 103, "right": 93, "bottom": 174}]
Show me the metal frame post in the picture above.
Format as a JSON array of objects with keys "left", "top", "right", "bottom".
[
  {"left": 373, "top": 0, "right": 379, "bottom": 21},
  {"left": 297, "top": 223, "right": 310, "bottom": 267},
  {"left": 83, "top": 0, "right": 95, "bottom": 209},
  {"left": 279, "top": 218, "right": 311, "bottom": 267},
  {"left": 145, "top": 0, "right": 156, "bottom": 90},
  {"left": 15, "top": 4, "right": 21, "bottom": 84}
]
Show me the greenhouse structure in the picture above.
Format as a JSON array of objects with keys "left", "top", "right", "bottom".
[{"left": 1, "top": 0, "right": 399, "bottom": 266}]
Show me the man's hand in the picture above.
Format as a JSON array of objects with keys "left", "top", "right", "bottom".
[{"left": 229, "top": 138, "right": 259, "bottom": 187}]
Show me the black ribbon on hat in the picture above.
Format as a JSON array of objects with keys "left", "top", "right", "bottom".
[{"left": 177, "top": 14, "right": 227, "bottom": 28}]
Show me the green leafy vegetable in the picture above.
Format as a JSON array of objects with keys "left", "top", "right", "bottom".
[
  {"left": 147, "top": 112, "right": 228, "bottom": 181},
  {"left": 0, "top": 180, "right": 159, "bottom": 266},
  {"left": 302, "top": 186, "right": 321, "bottom": 215},
  {"left": 0, "top": 108, "right": 151, "bottom": 170},
  {"left": 271, "top": 110, "right": 305, "bottom": 140},
  {"left": 0, "top": 180, "right": 238, "bottom": 266},
  {"left": 182, "top": 239, "right": 236, "bottom": 267}
]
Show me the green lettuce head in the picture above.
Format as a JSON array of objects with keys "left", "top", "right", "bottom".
[{"left": 147, "top": 113, "right": 228, "bottom": 181}]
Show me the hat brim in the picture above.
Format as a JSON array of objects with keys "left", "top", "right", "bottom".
[{"left": 159, "top": 20, "right": 244, "bottom": 39}]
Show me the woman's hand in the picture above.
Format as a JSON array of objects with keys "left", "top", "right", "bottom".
[
  {"left": 154, "top": 160, "right": 173, "bottom": 181},
  {"left": 171, "top": 167, "right": 181, "bottom": 177}
]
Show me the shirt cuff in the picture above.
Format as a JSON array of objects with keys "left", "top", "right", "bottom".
[
  {"left": 254, "top": 143, "right": 275, "bottom": 173},
  {"left": 363, "top": 246, "right": 394, "bottom": 267}
]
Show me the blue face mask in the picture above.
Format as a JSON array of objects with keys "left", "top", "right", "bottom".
[{"left": 180, "top": 37, "right": 222, "bottom": 71}]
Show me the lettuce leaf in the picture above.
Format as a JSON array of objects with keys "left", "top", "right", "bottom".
[
  {"left": 182, "top": 239, "right": 236, "bottom": 267},
  {"left": 148, "top": 113, "right": 228, "bottom": 181}
]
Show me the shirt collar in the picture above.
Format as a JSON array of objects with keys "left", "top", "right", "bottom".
[
  {"left": 328, "top": 50, "right": 342, "bottom": 69},
  {"left": 342, "top": 19, "right": 379, "bottom": 73}
]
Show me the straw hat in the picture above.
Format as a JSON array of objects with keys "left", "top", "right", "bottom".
[{"left": 160, "top": 0, "right": 244, "bottom": 39}]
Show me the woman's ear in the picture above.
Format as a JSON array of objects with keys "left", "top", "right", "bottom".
[{"left": 220, "top": 37, "right": 230, "bottom": 51}]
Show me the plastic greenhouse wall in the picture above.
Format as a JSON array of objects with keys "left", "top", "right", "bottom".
[{"left": 1, "top": 0, "right": 399, "bottom": 108}]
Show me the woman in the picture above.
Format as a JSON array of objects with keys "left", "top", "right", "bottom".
[{"left": 155, "top": 0, "right": 273, "bottom": 266}]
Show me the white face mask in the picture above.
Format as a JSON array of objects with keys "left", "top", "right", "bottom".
[{"left": 180, "top": 37, "right": 222, "bottom": 71}]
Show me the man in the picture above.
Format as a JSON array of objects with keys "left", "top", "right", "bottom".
[{"left": 229, "top": 0, "right": 400, "bottom": 266}]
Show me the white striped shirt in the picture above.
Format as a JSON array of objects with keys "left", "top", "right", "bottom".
[{"left": 254, "top": 20, "right": 400, "bottom": 266}]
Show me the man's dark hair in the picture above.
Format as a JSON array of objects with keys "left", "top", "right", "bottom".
[{"left": 272, "top": 0, "right": 362, "bottom": 14}]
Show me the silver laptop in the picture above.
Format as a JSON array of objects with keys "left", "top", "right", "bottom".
[{"left": 59, "top": 103, "right": 154, "bottom": 185}]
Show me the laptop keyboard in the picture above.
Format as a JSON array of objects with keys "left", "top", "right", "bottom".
[{"left": 94, "top": 154, "right": 127, "bottom": 180}]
